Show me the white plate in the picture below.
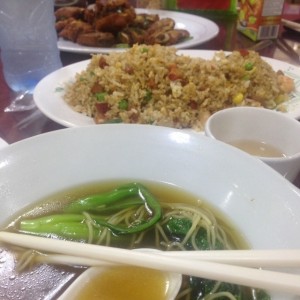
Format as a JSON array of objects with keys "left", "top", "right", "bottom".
[
  {"left": 0, "top": 137, "right": 8, "bottom": 150},
  {"left": 57, "top": 8, "right": 219, "bottom": 54},
  {"left": 34, "top": 50, "right": 300, "bottom": 128},
  {"left": 0, "top": 124, "right": 300, "bottom": 299}
]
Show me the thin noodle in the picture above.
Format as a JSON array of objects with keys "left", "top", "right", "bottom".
[
  {"left": 17, "top": 250, "right": 37, "bottom": 272},
  {"left": 155, "top": 223, "right": 172, "bottom": 245},
  {"left": 181, "top": 214, "right": 201, "bottom": 246},
  {"left": 82, "top": 212, "right": 94, "bottom": 244},
  {"left": 176, "top": 287, "right": 192, "bottom": 300},
  {"left": 132, "top": 231, "right": 145, "bottom": 246},
  {"left": 205, "top": 291, "right": 237, "bottom": 300},
  {"left": 209, "top": 281, "right": 223, "bottom": 294}
]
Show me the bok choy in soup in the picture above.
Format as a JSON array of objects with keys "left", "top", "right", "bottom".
[{"left": 1, "top": 181, "right": 270, "bottom": 300}]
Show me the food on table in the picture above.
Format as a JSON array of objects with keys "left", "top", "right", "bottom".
[
  {"left": 2, "top": 181, "right": 270, "bottom": 299},
  {"left": 55, "top": 0, "right": 190, "bottom": 47},
  {"left": 63, "top": 44, "right": 295, "bottom": 130}
]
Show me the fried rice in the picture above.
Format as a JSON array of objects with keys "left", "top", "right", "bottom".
[{"left": 63, "top": 44, "right": 294, "bottom": 130}]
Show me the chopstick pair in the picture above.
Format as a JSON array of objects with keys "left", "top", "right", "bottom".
[
  {"left": 282, "top": 19, "right": 300, "bottom": 33},
  {"left": 1, "top": 231, "right": 300, "bottom": 296},
  {"left": 275, "top": 38, "right": 300, "bottom": 65}
]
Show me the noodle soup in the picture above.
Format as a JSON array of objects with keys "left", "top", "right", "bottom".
[{"left": 1, "top": 181, "right": 270, "bottom": 300}]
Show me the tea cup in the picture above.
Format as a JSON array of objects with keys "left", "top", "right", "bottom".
[{"left": 204, "top": 107, "right": 300, "bottom": 182}]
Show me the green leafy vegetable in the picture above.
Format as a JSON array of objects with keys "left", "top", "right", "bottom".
[
  {"left": 165, "top": 217, "right": 191, "bottom": 236},
  {"left": 19, "top": 183, "right": 162, "bottom": 239}
]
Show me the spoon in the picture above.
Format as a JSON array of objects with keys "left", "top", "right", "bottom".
[
  {"left": 57, "top": 248, "right": 182, "bottom": 300},
  {"left": 57, "top": 265, "right": 182, "bottom": 300}
]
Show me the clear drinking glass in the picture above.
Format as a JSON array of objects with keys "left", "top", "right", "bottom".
[{"left": 0, "top": 0, "right": 62, "bottom": 112}]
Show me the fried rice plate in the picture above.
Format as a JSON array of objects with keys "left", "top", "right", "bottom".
[{"left": 63, "top": 44, "right": 294, "bottom": 130}]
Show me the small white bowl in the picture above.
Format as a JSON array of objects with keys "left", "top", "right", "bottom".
[{"left": 204, "top": 107, "right": 300, "bottom": 182}]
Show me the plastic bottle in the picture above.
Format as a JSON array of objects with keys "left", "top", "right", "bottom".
[{"left": 0, "top": 0, "right": 62, "bottom": 93}]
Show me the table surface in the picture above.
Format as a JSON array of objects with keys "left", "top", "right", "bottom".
[{"left": 1, "top": 3, "right": 300, "bottom": 185}]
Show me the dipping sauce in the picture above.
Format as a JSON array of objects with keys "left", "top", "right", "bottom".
[
  {"left": 229, "top": 139, "right": 286, "bottom": 158},
  {"left": 75, "top": 266, "right": 169, "bottom": 300}
]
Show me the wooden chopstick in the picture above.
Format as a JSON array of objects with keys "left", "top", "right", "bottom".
[
  {"left": 162, "top": 249, "right": 300, "bottom": 268},
  {"left": 275, "top": 38, "right": 300, "bottom": 65},
  {"left": 247, "top": 39, "right": 274, "bottom": 51},
  {"left": 1, "top": 231, "right": 300, "bottom": 295},
  {"left": 282, "top": 18, "right": 300, "bottom": 32},
  {"left": 33, "top": 248, "right": 300, "bottom": 268}
]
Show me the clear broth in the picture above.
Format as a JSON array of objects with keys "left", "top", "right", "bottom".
[
  {"left": 229, "top": 139, "right": 286, "bottom": 158},
  {"left": 75, "top": 266, "right": 168, "bottom": 300}
]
